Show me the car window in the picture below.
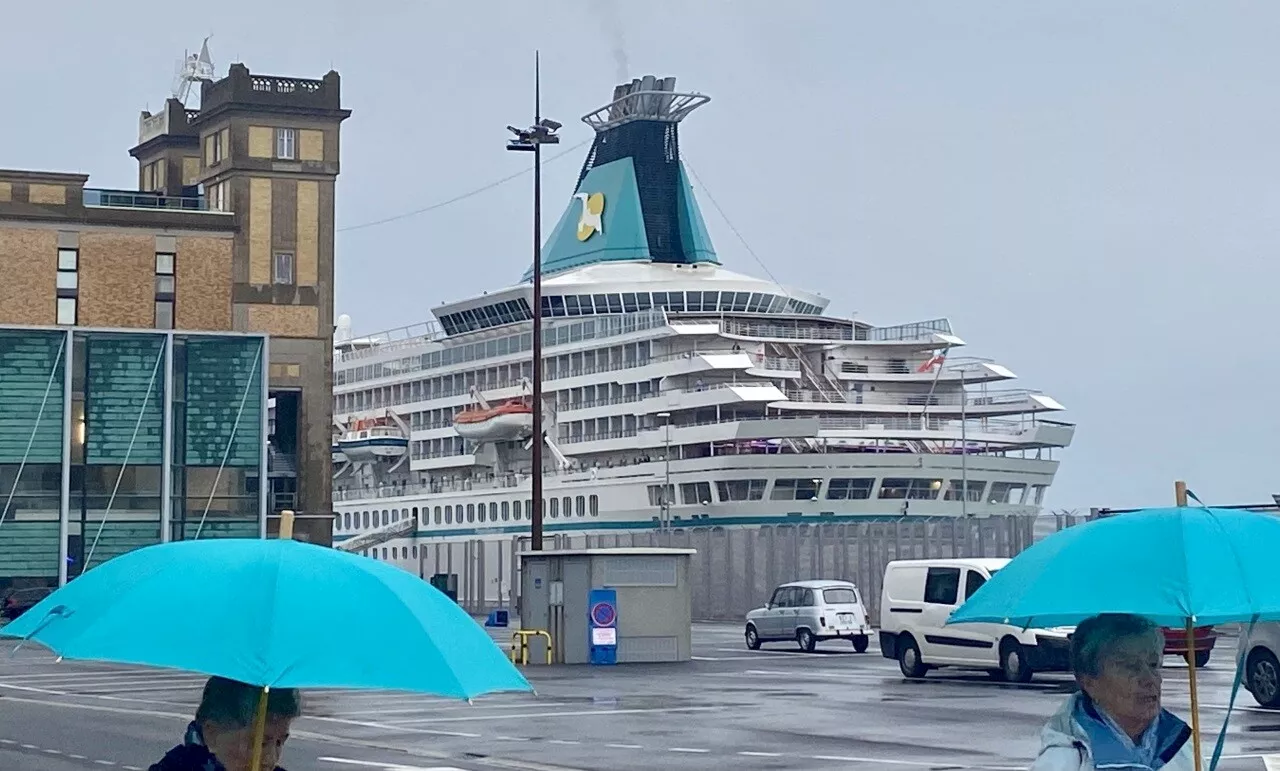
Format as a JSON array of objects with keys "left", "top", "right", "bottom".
[
  {"left": 769, "top": 587, "right": 788, "bottom": 607},
  {"left": 923, "top": 567, "right": 961, "bottom": 605},
  {"left": 823, "top": 587, "right": 858, "bottom": 605},
  {"left": 781, "top": 587, "right": 799, "bottom": 607},
  {"left": 799, "top": 589, "right": 815, "bottom": 607},
  {"left": 964, "top": 571, "right": 987, "bottom": 600}
]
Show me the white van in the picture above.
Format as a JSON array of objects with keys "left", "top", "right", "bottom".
[{"left": 878, "top": 558, "right": 1072, "bottom": 682}]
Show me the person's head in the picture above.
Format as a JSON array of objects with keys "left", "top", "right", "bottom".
[
  {"left": 1071, "top": 613, "right": 1165, "bottom": 735},
  {"left": 195, "top": 677, "right": 301, "bottom": 771}
]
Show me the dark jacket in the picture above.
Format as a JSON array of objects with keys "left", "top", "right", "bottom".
[{"left": 148, "top": 722, "right": 286, "bottom": 771}]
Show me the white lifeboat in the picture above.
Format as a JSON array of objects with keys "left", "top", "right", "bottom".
[
  {"left": 336, "top": 416, "right": 408, "bottom": 462},
  {"left": 454, "top": 399, "right": 534, "bottom": 442}
]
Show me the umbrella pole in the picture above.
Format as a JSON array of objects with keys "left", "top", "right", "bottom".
[
  {"left": 249, "top": 686, "right": 269, "bottom": 771},
  {"left": 1186, "top": 618, "right": 1203, "bottom": 771}
]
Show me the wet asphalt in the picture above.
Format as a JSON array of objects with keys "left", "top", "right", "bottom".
[{"left": 1, "top": 623, "right": 1279, "bottom": 770}]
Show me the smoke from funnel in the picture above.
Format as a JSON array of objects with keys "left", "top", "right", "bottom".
[{"left": 586, "top": 0, "right": 630, "bottom": 81}]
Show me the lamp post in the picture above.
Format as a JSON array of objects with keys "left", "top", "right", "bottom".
[
  {"left": 657, "top": 411, "right": 672, "bottom": 542},
  {"left": 507, "top": 51, "right": 560, "bottom": 551}
]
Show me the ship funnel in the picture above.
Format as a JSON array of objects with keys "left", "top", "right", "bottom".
[{"left": 522, "top": 76, "right": 718, "bottom": 282}]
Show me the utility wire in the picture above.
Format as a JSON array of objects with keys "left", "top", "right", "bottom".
[
  {"left": 682, "top": 159, "right": 786, "bottom": 295},
  {"left": 337, "top": 138, "right": 592, "bottom": 233}
]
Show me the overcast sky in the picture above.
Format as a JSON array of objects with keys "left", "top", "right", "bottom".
[{"left": 3, "top": 1, "right": 1275, "bottom": 511}]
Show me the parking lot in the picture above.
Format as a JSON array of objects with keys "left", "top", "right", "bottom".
[{"left": 2, "top": 623, "right": 1280, "bottom": 770}]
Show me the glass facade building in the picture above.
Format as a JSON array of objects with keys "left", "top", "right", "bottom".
[{"left": 0, "top": 325, "right": 268, "bottom": 589}]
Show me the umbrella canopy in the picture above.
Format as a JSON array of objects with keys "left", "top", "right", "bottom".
[
  {"left": 0, "top": 538, "right": 530, "bottom": 700},
  {"left": 948, "top": 507, "right": 1280, "bottom": 629}
]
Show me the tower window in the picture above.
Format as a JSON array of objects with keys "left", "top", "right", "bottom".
[
  {"left": 155, "top": 251, "right": 175, "bottom": 329},
  {"left": 276, "top": 128, "right": 296, "bottom": 160},
  {"left": 273, "top": 252, "right": 295, "bottom": 285},
  {"left": 56, "top": 248, "right": 78, "bottom": 325}
]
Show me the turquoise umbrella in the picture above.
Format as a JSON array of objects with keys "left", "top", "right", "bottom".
[
  {"left": 0, "top": 538, "right": 531, "bottom": 700},
  {"left": 948, "top": 506, "right": 1280, "bottom": 628}
]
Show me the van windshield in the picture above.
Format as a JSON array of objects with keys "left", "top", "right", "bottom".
[{"left": 823, "top": 588, "right": 859, "bottom": 605}]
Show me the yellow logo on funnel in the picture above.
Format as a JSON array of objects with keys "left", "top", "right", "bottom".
[{"left": 575, "top": 192, "right": 605, "bottom": 241}]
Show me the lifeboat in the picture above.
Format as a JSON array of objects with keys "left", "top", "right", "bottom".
[
  {"left": 454, "top": 399, "right": 534, "bottom": 441},
  {"left": 336, "top": 416, "right": 408, "bottom": 462}
]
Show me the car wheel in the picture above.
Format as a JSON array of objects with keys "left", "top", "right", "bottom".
[
  {"left": 1249, "top": 649, "right": 1280, "bottom": 708},
  {"left": 797, "top": 628, "right": 817, "bottom": 652},
  {"left": 852, "top": 635, "right": 870, "bottom": 654},
  {"left": 1192, "top": 649, "right": 1211, "bottom": 669},
  {"left": 1000, "top": 639, "right": 1034, "bottom": 683},
  {"left": 898, "top": 636, "right": 927, "bottom": 678},
  {"left": 745, "top": 624, "right": 761, "bottom": 651}
]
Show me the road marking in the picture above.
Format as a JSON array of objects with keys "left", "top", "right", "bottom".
[
  {"left": 738, "top": 750, "right": 783, "bottom": 757},
  {"left": 392, "top": 706, "right": 720, "bottom": 724},
  {"left": 605, "top": 743, "right": 642, "bottom": 750},
  {"left": 668, "top": 747, "right": 710, "bottom": 753},
  {"left": 318, "top": 758, "right": 468, "bottom": 770},
  {"left": 546, "top": 739, "right": 581, "bottom": 746},
  {"left": 807, "top": 754, "right": 963, "bottom": 767}
]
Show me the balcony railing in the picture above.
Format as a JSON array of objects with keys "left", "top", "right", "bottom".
[{"left": 83, "top": 188, "right": 217, "bottom": 212}]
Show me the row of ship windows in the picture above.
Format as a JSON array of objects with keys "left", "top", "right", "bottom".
[
  {"left": 337, "top": 495, "right": 601, "bottom": 532},
  {"left": 437, "top": 291, "right": 825, "bottom": 336},
  {"left": 648, "top": 478, "right": 1046, "bottom": 506},
  {"left": 336, "top": 342, "right": 652, "bottom": 413},
  {"left": 336, "top": 312, "right": 665, "bottom": 386},
  {"left": 365, "top": 545, "right": 419, "bottom": 562}
]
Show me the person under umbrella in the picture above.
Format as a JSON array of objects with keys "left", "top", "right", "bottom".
[
  {"left": 149, "top": 676, "right": 301, "bottom": 771},
  {"left": 1033, "top": 613, "right": 1195, "bottom": 770}
]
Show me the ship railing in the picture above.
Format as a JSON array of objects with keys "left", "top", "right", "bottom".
[
  {"left": 865, "top": 318, "right": 954, "bottom": 342},
  {"left": 335, "top": 322, "right": 446, "bottom": 362},
  {"left": 785, "top": 387, "right": 1046, "bottom": 408},
  {"left": 722, "top": 319, "right": 855, "bottom": 342},
  {"left": 560, "top": 380, "right": 787, "bottom": 411}
]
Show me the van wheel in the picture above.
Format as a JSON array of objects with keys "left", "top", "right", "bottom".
[
  {"left": 797, "top": 628, "right": 817, "bottom": 652},
  {"left": 852, "top": 635, "right": 869, "bottom": 654},
  {"left": 1000, "top": 639, "right": 1034, "bottom": 683},
  {"left": 745, "top": 624, "right": 761, "bottom": 651},
  {"left": 898, "top": 636, "right": 927, "bottom": 678},
  {"left": 1248, "top": 649, "right": 1280, "bottom": 708}
]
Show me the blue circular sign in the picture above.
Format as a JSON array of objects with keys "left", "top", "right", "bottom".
[{"left": 590, "top": 601, "right": 617, "bottom": 627}]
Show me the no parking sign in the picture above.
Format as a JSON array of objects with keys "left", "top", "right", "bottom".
[{"left": 588, "top": 588, "right": 618, "bottom": 665}]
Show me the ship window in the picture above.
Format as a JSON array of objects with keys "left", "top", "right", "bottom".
[
  {"left": 501, "top": 502, "right": 510, "bottom": 521},
  {"left": 343, "top": 513, "right": 351, "bottom": 529},
  {"left": 622, "top": 293, "right": 638, "bottom": 313},
  {"left": 381, "top": 548, "right": 388, "bottom": 560},
  {"left": 434, "top": 506, "right": 442, "bottom": 525},
  {"left": 592, "top": 294, "right": 608, "bottom": 314},
  {"left": 680, "top": 482, "right": 712, "bottom": 505},
  {"left": 987, "top": 481, "right": 1027, "bottom": 505},
  {"left": 444, "top": 505, "right": 453, "bottom": 524},
  {"left": 382, "top": 510, "right": 390, "bottom": 526},
  {"left": 716, "top": 479, "right": 766, "bottom": 502},
  {"left": 827, "top": 478, "right": 875, "bottom": 500},
  {"left": 489, "top": 502, "right": 498, "bottom": 522},
  {"left": 513, "top": 500, "right": 522, "bottom": 520},
  {"left": 562, "top": 497, "right": 572, "bottom": 518},
  {"left": 1031, "top": 484, "right": 1047, "bottom": 506},
  {"left": 647, "top": 484, "right": 674, "bottom": 506},
  {"left": 466, "top": 504, "right": 475, "bottom": 523},
  {"left": 413, "top": 546, "right": 419, "bottom": 559},
  {"left": 731, "top": 292, "right": 750, "bottom": 311},
  {"left": 666, "top": 292, "right": 685, "bottom": 312},
  {"left": 771, "top": 478, "right": 821, "bottom": 501},
  {"left": 688, "top": 291, "right": 707, "bottom": 312},
  {"left": 563, "top": 295, "right": 582, "bottom": 316},
  {"left": 392, "top": 509, "right": 399, "bottom": 522},
  {"left": 547, "top": 296, "right": 566, "bottom": 317},
  {"left": 362, "top": 511, "right": 370, "bottom": 528},
  {"left": 635, "top": 293, "right": 652, "bottom": 311},
  {"left": 945, "top": 480, "right": 986, "bottom": 502},
  {"left": 575, "top": 495, "right": 586, "bottom": 517},
  {"left": 879, "top": 478, "right": 942, "bottom": 500},
  {"left": 589, "top": 495, "right": 599, "bottom": 516},
  {"left": 606, "top": 294, "right": 623, "bottom": 313},
  {"left": 548, "top": 498, "right": 558, "bottom": 518},
  {"left": 412, "top": 506, "right": 419, "bottom": 524}
]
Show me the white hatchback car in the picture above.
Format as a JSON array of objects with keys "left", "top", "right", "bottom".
[
  {"left": 745, "top": 580, "right": 872, "bottom": 652},
  {"left": 1239, "top": 622, "right": 1280, "bottom": 708}
]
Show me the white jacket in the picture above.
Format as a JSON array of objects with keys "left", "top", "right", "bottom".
[{"left": 1031, "top": 693, "right": 1196, "bottom": 771}]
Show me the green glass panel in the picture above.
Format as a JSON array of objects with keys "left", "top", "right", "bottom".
[
  {"left": 0, "top": 521, "right": 59, "bottom": 578},
  {"left": 82, "top": 521, "right": 163, "bottom": 568},
  {"left": 86, "top": 335, "right": 165, "bottom": 465},
  {"left": 187, "top": 520, "right": 260, "bottom": 540},
  {"left": 0, "top": 331, "right": 65, "bottom": 464},
  {"left": 184, "top": 337, "right": 263, "bottom": 467}
]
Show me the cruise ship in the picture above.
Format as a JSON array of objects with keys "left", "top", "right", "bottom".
[{"left": 329, "top": 75, "right": 1075, "bottom": 580}]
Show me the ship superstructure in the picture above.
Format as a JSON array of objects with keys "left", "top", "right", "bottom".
[{"left": 329, "top": 76, "right": 1075, "bottom": 591}]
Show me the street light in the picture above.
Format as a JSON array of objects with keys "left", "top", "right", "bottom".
[
  {"left": 507, "top": 51, "right": 560, "bottom": 551},
  {"left": 657, "top": 411, "right": 672, "bottom": 541}
]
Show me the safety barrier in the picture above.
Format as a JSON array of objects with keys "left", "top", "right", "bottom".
[{"left": 510, "top": 629, "right": 552, "bottom": 665}]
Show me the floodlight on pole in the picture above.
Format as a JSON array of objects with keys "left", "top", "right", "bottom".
[{"left": 506, "top": 51, "right": 560, "bottom": 551}]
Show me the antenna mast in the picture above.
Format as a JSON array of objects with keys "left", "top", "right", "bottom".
[{"left": 171, "top": 37, "right": 216, "bottom": 107}]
